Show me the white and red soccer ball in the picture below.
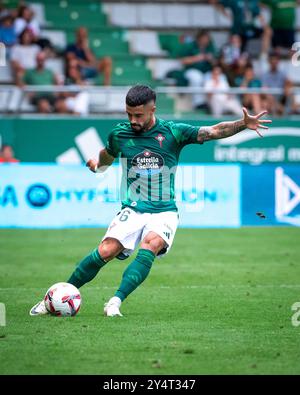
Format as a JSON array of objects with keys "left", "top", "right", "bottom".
[{"left": 44, "top": 282, "right": 81, "bottom": 317}]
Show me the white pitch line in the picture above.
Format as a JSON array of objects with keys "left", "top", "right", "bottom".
[{"left": 1, "top": 284, "right": 300, "bottom": 292}]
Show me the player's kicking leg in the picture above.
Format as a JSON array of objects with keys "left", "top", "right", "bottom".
[
  {"left": 29, "top": 238, "right": 123, "bottom": 316},
  {"left": 104, "top": 231, "right": 166, "bottom": 317}
]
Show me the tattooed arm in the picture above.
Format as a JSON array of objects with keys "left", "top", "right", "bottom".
[{"left": 197, "top": 107, "right": 272, "bottom": 144}]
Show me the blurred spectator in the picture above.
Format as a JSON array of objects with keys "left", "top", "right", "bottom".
[
  {"left": 220, "top": 34, "right": 249, "bottom": 86},
  {"left": 180, "top": 30, "right": 217, "bottom": 74},
  {"left": 55, "top": 57, "right": 90, "bottom": 116},
  {"left": 210, "top": 0, "right": 272, "bottom": 54},
  {"left": 10, "top": 28, "right": 40, "bottom": 83},
  {"left": 261, "top": 0, "right": 300, "bottom": 55},
  {"left": 14, "top": 4, "right": 54, "bottom": 55},
  {"left": 65, "top": 27, "right": 112, "bottom": 86},
  {"left": 65, "top": 58, "right": 87, "bottom": 86},
  {"left": 19, "top": 51, "right": 61, "bottom": 113},
  {"left": 179, "top": 30, "right": 217, "bottom": 109},
  {"left": 0, "top": 12, "right": 17, "bottom": 57},
  {"left": 0, "top": 144, "right": 19, "bottom": 163},
  {"left": 236, "top": 64, "right": 264, "bottom": 113},
  {"left": 261, "top": 53, "right": 292, "bottom": 115},
  {"left": 14, "top": 5, "right": 40, "bottom": 39},
  {"left": 54, "top": 92, "right": 90, "bottom": 116},
  {"left": 204, "top": 65, "right": 242, "bottom": 117}
]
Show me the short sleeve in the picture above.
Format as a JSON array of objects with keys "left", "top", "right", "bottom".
[
  {"left": 173, "top": 123, "right": 201, "bottom": 148},
  {"left": 105, "top": 131, "right": 120, "bottom": 158}
]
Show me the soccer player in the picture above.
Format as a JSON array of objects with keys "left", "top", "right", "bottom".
[{"left": 30, "top": 85, "right": 271, "bottom": 317}]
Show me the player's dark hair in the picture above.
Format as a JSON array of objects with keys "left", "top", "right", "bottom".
[{"left": 126, "top": 85, "right": 156, "bottom": 107}]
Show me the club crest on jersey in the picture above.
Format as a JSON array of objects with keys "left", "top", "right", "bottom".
[{"left": 155, "top": 133, "right": 165, "bottom": 148}]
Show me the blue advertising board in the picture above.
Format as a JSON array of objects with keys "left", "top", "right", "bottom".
[
  {"left": 242, "top": 165, "right": 300, "bottom": 226},
  {"left": 0, "top": 164, "right": 241, "bottom": 228}
]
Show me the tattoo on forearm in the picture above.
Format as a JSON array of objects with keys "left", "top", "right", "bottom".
[
  {"left": 197, "top": 127, "right": 214, "bottom": 143},
  {"left": 197, "top": 120, "right": 246, "bottom": 143},
  {"left": 216, "top": 120, "right": 246, "bottom": 138}
]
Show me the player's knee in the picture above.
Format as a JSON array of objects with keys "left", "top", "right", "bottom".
[
  {"left": 98, "top": 238, "right": 122, "bottom": 261},
  {"left": 141, "top": 235, "right": 166, "bottom": 255}
]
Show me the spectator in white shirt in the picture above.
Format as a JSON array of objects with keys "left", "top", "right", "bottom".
[
  {"left": 14, "top": 5, "right": 54, "bottom": 56},
  {"left": 14, "top": 5, "right": 40, "bottom": 39},
  {"left": 10, "top": 28, "right": 40, "bottom": 84},
  {"left": 204, "top": 65, "right": 242, "bottom": 117}
]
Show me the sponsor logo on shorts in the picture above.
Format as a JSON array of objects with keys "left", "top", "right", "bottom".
[
  {"left": 163, "top": 231, "right": 170, "bottom": 239},
  {"left": 109, "top": 222, "right": 117, "bottom": 230}
]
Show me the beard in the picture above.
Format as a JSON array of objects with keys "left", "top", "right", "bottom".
[
  {"left": 131, "top": 117, "right": 153, "bottom": 134},
  {"left": 131, "top": 123, "right": 145, "bottom": 134}
]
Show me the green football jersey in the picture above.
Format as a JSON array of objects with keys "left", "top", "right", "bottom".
[{"left": 105, "top": 118, "right": 202, "bottom": 213}]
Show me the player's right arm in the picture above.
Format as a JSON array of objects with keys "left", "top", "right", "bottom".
[
  {"left": 86, "top": 149, "right": 115, "bottom": 173},
  {"left": 86, "top": 128, "right": 120, "bottom": 173}
]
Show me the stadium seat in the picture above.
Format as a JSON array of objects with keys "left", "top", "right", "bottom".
[
  {"left": 210, "top": 31, "right": 229, "bottom": 50},
  {"left": 139, "top": 5, "right": 165, "bottom": 28},
  {"left": 128, "top": 31, "right": 167, "bottom": 57},
  {"left": 89, "top": 91, "right": 125, "bottom": 113},
  {"left": 0, "top": 91, "right": 10, "bottom": 112},
  {"left": 5, "top": 87, "right": 35, "bottom": 113},
  {"left": 156, "top": 93, "right": 175, "bottom": 114},
  {"left": 190, "top": 5, "right": 217, "bottom": 28},
  {"left": 20, "top": 96, "right": 36, "bottom": 112},
  {"left": 89, "top": 33, "right": 129, "bottom": 58},
  {"left": 252, "top": 59, "right": 269, "bottom": 77},
  {"left": 159, "top": 33, "right": 183, "bottom": 58},
  {"left": 44, "top": 4, "right": 107, "bottom": 29},
  {"left": 0, "top": 65, "right": 13, "bottom": 84},
  {"left": 107, "top": 4, "right": 138, "bottom": 27},
  {"left": 147, "top": 58, "right": 183, "bottom": 81},
  {"left": 214, "top": 7, "right": 232, "bottom": 28},
  {"left": 41, "top": 30, "right": 67, "bottom": 51},
  {"left": 164, "top": 5, "right": 191, "bottom": 28},
  {"left": 28, "top": 2, "right": 47, "bottom": 26}
]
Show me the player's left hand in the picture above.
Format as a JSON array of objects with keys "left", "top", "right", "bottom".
[{"left": 242, "top": 107, "right": 272, "bottom": 137}]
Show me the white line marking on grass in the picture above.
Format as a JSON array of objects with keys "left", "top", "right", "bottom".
[{"left": 1, "top": 284, "right": 300, "bottom": 291}]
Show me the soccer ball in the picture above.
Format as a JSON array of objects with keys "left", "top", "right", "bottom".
[{"left": 44, "top": 282, "right": 81, "bottom": 317}]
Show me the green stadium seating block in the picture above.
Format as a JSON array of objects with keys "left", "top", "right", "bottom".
[
  {"left": 45, "top": 4, "right": 107, "bottom": 28},
  {"left": 159, "top": 33, "right": 183, "bottom": 58},
  {"left": 156, "top": 94, "right": 175, "bottom": 114},
  {"left": 65, "top": 31, "right": 130, "bottom": 57}
]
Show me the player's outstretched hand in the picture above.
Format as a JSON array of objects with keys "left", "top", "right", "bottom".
[
  {"left": 242, "top": 107, "right": 272, "bottom": 137},
  {"left": 86, "top": 159, "right": 98, "bottom": 173}
]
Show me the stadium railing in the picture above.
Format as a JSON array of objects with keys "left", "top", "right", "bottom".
[{"left": 0, "top": 85, "right": 298, "bottom": 115}]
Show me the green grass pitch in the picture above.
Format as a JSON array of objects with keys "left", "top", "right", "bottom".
[{"left": 1, "top": 227, "right": 300, "bottom": 375}]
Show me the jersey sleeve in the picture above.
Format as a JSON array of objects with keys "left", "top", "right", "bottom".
[
  {"left": 105, "top": 130, "right": 120, "bottom": 158},
  {"left": 173, "top": 123, "right": 201, "bottom": 148}
]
